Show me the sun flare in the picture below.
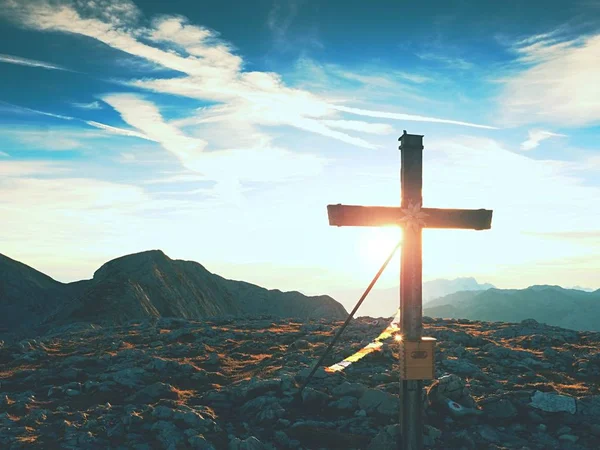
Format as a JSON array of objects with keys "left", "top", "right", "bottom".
[{"left": 358, "top": 227, "right": 403, "bottom": 267}]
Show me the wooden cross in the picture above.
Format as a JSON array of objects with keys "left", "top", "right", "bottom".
[{"left": 326, "top": 131, "right": 493, "bottom": 450}]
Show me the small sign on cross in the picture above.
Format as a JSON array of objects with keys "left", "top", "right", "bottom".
[{"left": 326, "top": 131, "right": 493, "bottom": 450}]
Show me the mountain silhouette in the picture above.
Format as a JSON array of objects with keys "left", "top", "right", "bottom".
[
  {"left": 0, "top": 253, "right": 80, "bottom": 331},
  {"left": 424, "top": 285, "right": 600, "bottom": 331},
  {"left": 0, "top": 250, "right": 347, "bottom": 334},
  {"left": 329, "top": 277, "right": 495, "bottom": 318}
]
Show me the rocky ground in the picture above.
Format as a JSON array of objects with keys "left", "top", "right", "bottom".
[{"left": 1, "top": 316, "right": 599, "bottom": 449}]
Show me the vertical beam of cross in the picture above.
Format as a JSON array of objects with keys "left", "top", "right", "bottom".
[{"left": 399, "top": 132, "right": 424, "bottom": 450}]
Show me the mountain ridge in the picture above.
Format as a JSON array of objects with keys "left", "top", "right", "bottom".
[
  {"left": 424, "top": 285, "right": 600, "bottom": 331},
  {"left": 329, "top": 276, "right": 495, "bottom": 318},
  {"left": 0, "top": 250, "right": 347, "bottom": 336}
]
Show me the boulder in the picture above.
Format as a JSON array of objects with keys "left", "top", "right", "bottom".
[{"left": 530, "top": 391, "right": 576, "bottom": 414}]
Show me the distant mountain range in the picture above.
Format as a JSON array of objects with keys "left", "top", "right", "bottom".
[
  {"left": 329, "top": 277, "right": 495, "bottom": 318},
  {"left": 3, "top": 250, "right": 599, "bottom": 335},
  {"left": 424, "top": 285, "right": 600, "bottom": 331},
  {"left": 0, "top": 250, "right": 347, "bottom": 335}
]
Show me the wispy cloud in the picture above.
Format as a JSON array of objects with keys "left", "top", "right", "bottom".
[
  {"left": 321, "top": 120, "right": 393, "bottom": 135},
  {"left": 524, "top": 230, "right": 600, "bottom": 241},
  {"left": 0, "top": 101, "right": 156, "bottom": 142},
  {"left": 267, "top": 0, "right": 299, "bottom": 44},
  {"left": 416, "top": 52, "right": 473, "bottom": 70},
  {"left": 0, "top": 52, "right": 67, "bottom": 71},
  {"left": 72, "top": 101, "right": 102, "bottom": 110},
  {"left": 395, "top": 72, "right": 432, "bottom": 84},
  {"left": 102, "top": 93, "right": 327, "bottom": 194},
  {"left": 5, "top": 129, "right": 83, "bottom": 150},
  {"left": 1, "top": 0, "right": 498, "bottom": 208},
  {"left": 520, "top": 129, "right": 567, "bottom": 151},
  {"left": 0, "top": 160, "right": 70, "bottom": 177},
  {"left": 142, "top": 173, "right": 208, "bottom": 184},
  {"left": 332, "top": 105, "right": 498, "bottom": 129},
  {"left": 0, "top": 101, "right": 74, "bottom": 121},
  {"left": 266, "top": 0, "right": 322, "bottom": 51},
  {"left": 85, "top": 120, "right": 155, "bottom": 141},
  {"left": 499, "top": 30, "right": 600, "bottom": 127},
  {"left": 0, "top": 151, "right": 8, "bottom": 157},
  {"left": 2, "top": 0, "right": 494, "bottom": 154},
  {"left": 102, "top": 94, "right": 207, "bottom": 158}
]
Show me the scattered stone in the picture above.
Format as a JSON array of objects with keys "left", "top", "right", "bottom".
[
  {"left": 478, "top": 424, "right": 501, "bottom": 443},
  {"left": 530, "top": 390, "right": 576, "bottom": 414},
  {"left": 589, "top": 423, "right": 600, "bottom": 437},
  {"left": 359, "top": 388, "right": 399, "bottom": 418},
  {"left": 482, "top": 398, "right": 518, "bottom": 419},
  {"left": 576, "top": 395, "right": 600, "bottom": 416},
  {"left": 367, "top": 424, "right": 400, "bottom": 450},
  {"left": 558, "top": 434, "right": 579, "bottom": 443},
  {"left": 328, "top": 395, "right": 358, "bottom": 413},
  {"left": 302, "top": 387, "right": 329, "bottom": 406},
  {"left": 130, "top": 382, "right": 180, "bottom": 404},
  {"left": 1, "top": 315, "right": 598, "bottom": 450},
  {"left": 332, "top": 381, "right": 367, "bottom": 398},
  {"left": 441, "top": 358, "right": 483, "bottom": 377}
]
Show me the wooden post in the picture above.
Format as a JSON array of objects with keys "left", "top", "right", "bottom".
[{"left": 399, "top": 132, "right": 424, "bottom": 450}]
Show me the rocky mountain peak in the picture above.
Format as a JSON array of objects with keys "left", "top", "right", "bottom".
[
  {"left": 93, "top": 249, "right": 173, "bottom": 280},
  {"left": 1, "top": 251, "right": 348, "bottom": 335}
]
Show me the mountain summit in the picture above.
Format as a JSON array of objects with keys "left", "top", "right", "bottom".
[{"left": 0, "top": 250, "right": 347, "bottom": 334}]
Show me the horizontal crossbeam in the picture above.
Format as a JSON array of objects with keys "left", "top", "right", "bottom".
[{"left": 327, "top": 204, "right": 493, "bottom": 230}]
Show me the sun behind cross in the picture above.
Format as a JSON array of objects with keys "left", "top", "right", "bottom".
[{"left": 359, "top": 226, "right": 403, "bottom": 267}]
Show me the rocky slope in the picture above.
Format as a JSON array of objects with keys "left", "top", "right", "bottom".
[
  {"left": 424, "top": 285, "right": 600, "bottom": 331},
  {"left": 0, "top": 253, "right": 81, "bottom": 332},
  {"left": 1, "top": 315, "right": 599, "bottom": 449},
  {"left": 0, "top": 251, "right": 347, "bottom": 335}
]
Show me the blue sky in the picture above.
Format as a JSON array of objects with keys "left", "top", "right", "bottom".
[{"left": 1, "top": 0, "right": 599, "bottom": 312}]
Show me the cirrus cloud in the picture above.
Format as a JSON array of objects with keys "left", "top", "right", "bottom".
[
  {"left": 1, "top": 0, "right": 494, "bottom": 157},
  {"left": 500, "top": 31, "right": 600, "bottom": 127}
]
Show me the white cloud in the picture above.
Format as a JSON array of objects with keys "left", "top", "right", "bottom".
[
  {"left": 2, "top": 0, "right": 495, "bottom": 157},
  {"left": 0, "top": 52, "right": 68, "bottom": 71},
  {"left": 416, "top": 52, "right": 473, "bottom": 70},
  {"left": 332, "top": 70, "right": 399, "bottom": 88},
  {"left": 5, "top": 129, "right": 83, "bottom": 150},
  {"left": 143, "top": 173, "right": 208, "bottom": 184},
  {"left": 0, "top": 160, "right": 70, "bottom": 177},
  {"left": 102, "top": 93, "right": 328, "bottom": 189},
  {"left": 0, "top": 151, "right": 9, "bottom": 157},
  {"left": 119, "top": 152, "right": 136, "bottom": 162},
  {"left": 85, "top": 119, "right": 156, "bottom": 141},
  {"left": 332, "top": 68, "right": 430, "bottom": 87},
  {"left": 395, "top": 72, "right": 432, "bottom": 84},
  {"left": 321, "top": 120, "right": 393, "bottom": 134},
  {"left": 102, "top": 94, "right": 207, "bottom": 157},
  {"left": 520, "top": 129, "right": 567, "bottom": 151},
  {"left": 500, "top": 31, "right": 600, "bottom": 126},
  {"left": 1, "top": 101, "right": 75, "bottom": 121},
  {"left": 267, "top": 0, "right": 298, "bottom": 43},
  {"left": 0, "top": 123, "right": 156, "bottom": 151},
  {"left": 0, "top": 164, "right": 159, "bottom": 275},
  {"left": 293, "top": 60, "right": 436, "bottom": 106},
  {"left": 423, "top": 135, "right": 600, "bottom": 236},
  {"left": 332, "top": 105, "right": 497, "bottom": 129},
  {"left": 72, "top": 101, "right": 102, "bottom": 110}
]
